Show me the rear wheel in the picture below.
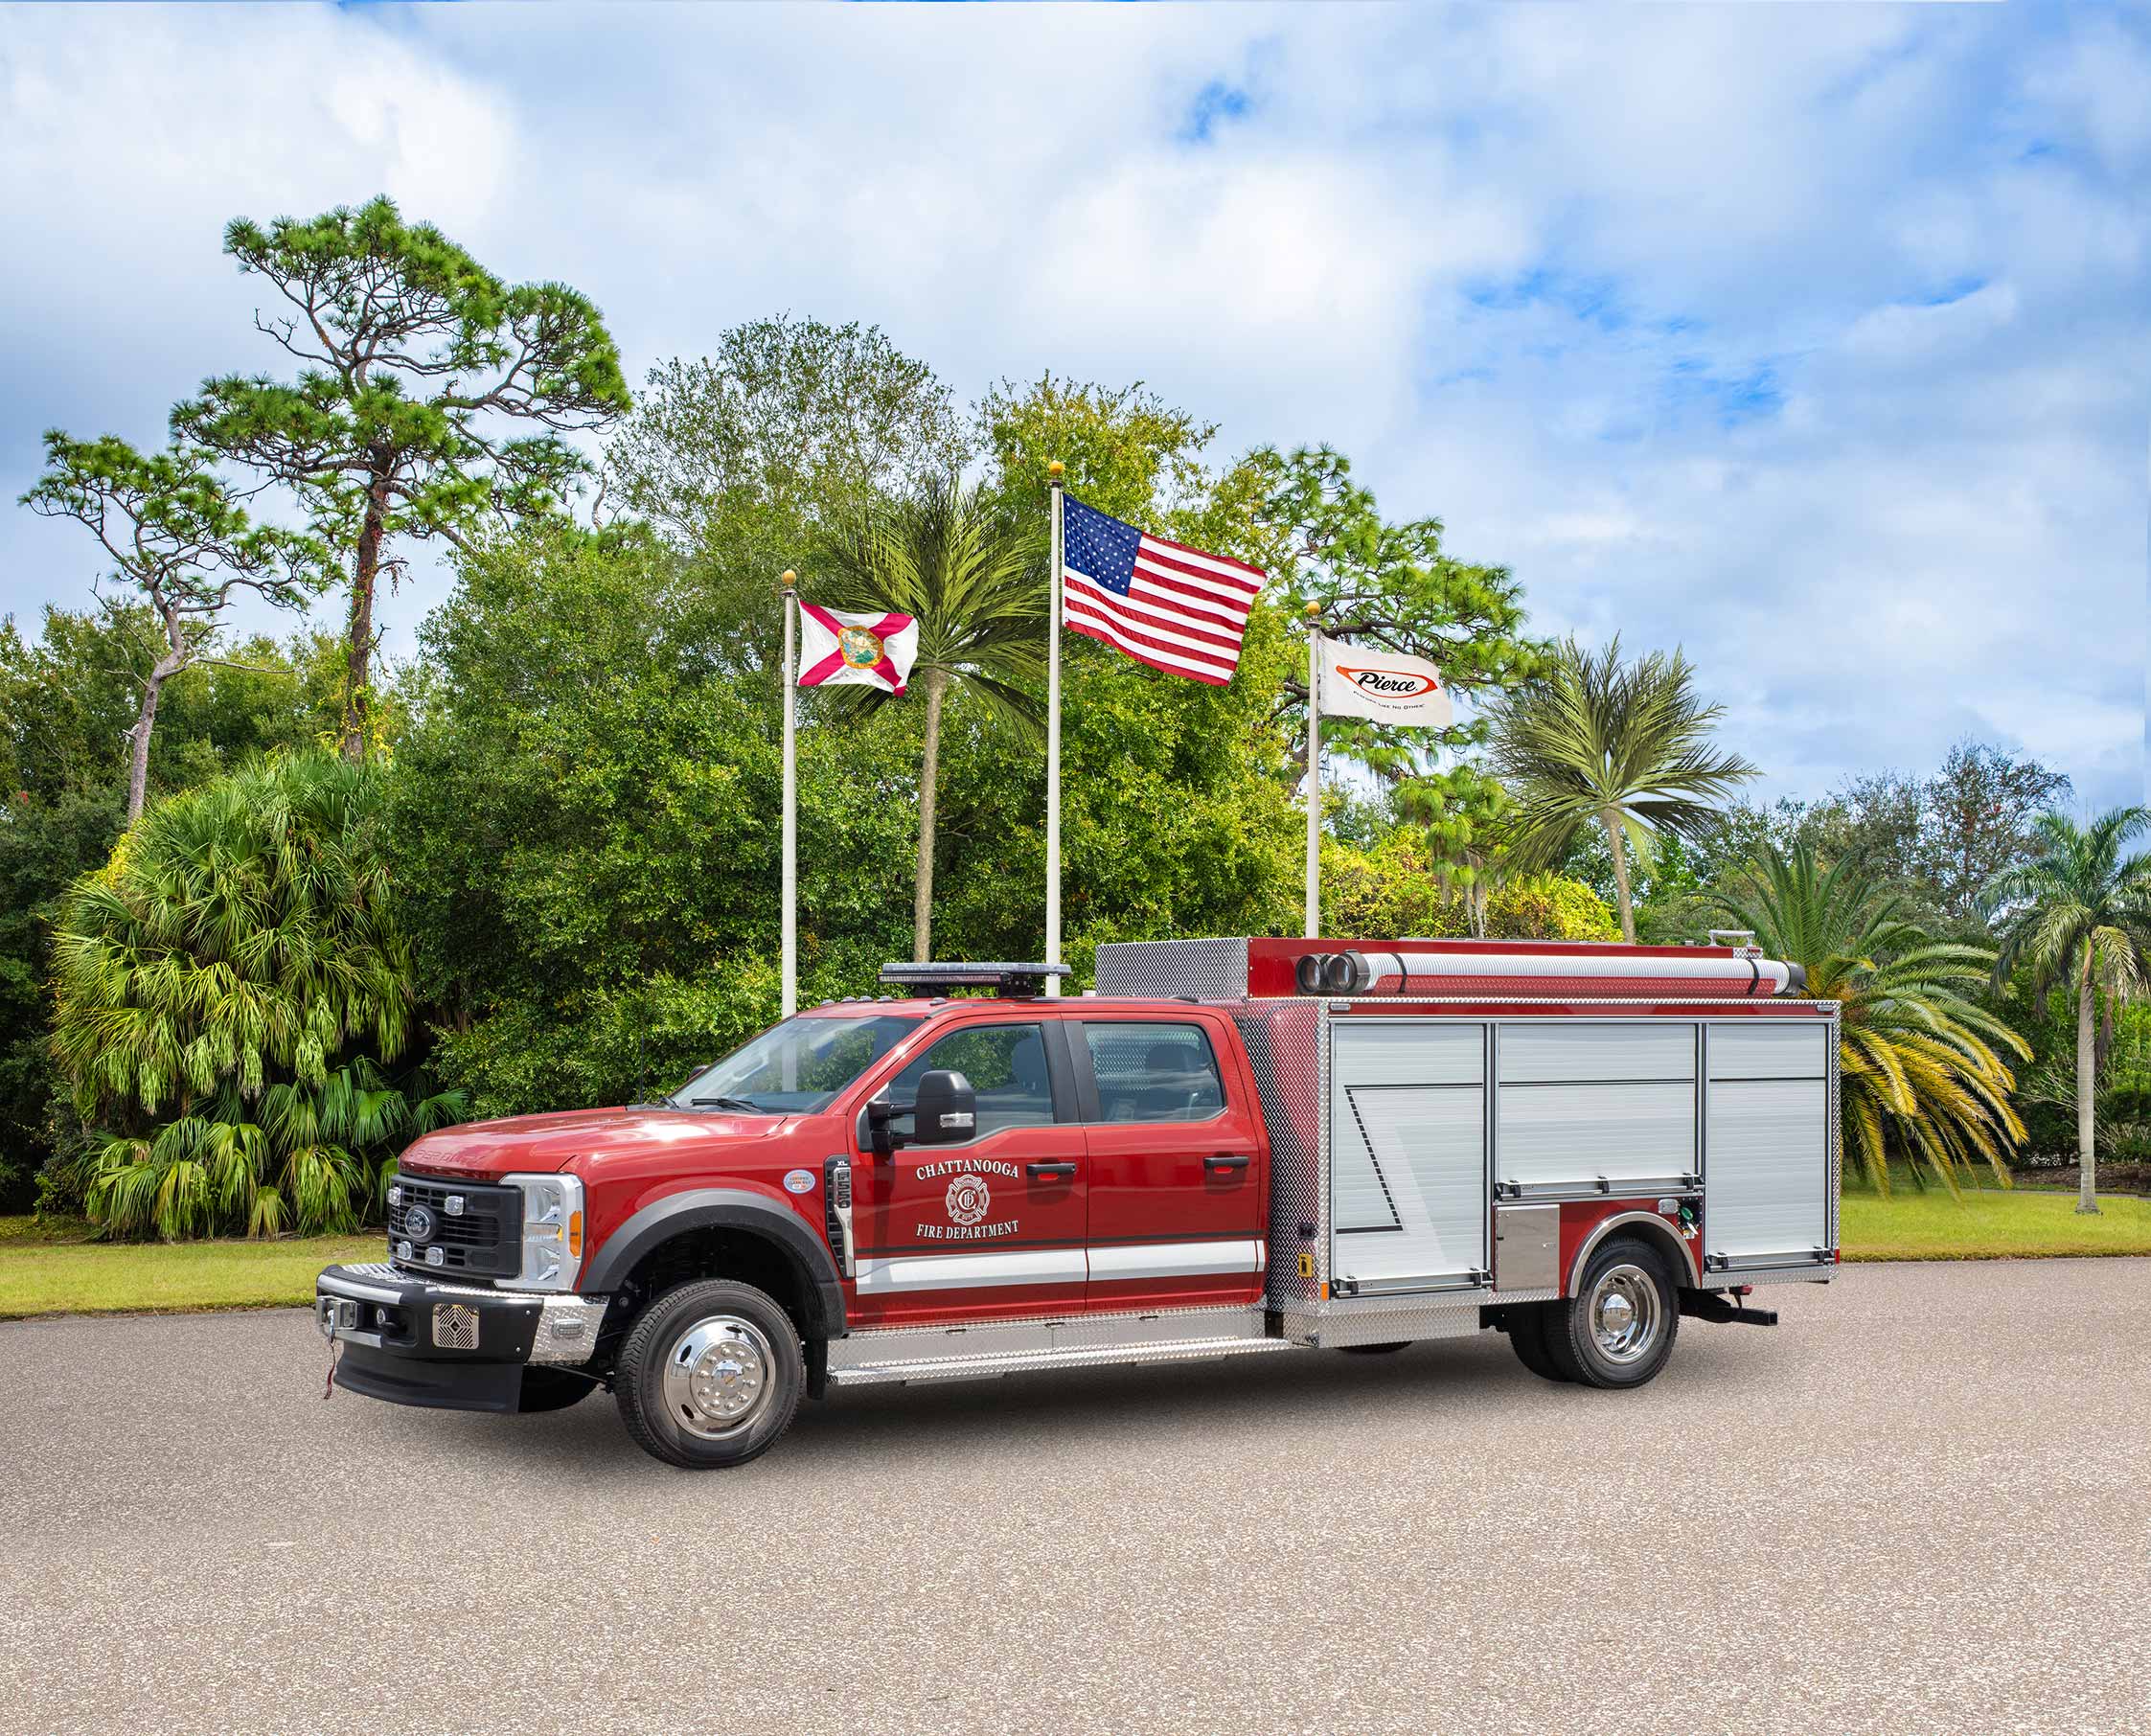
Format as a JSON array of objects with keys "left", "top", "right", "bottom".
[
  {"left": 1544, "top": 1237, "right": 1679, "bottom": 1389},
  {"left": 615, "top": 1279, "right": 805, "bottom": 1469},
  {"left": 1505, "top": 1303, "right": 1569, "bottom": 1383}
]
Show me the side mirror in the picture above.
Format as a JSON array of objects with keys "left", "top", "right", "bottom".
[
  {"left": 912, "top": 1069, "right": 976, "bottom": 1146},
  {"left": 864, "top": 1096, "right": 897, "bottom": 1158}
]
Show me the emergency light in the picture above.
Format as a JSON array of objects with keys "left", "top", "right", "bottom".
[{"left": 877, "top": 961, "right": 1071, "bottom": 994}]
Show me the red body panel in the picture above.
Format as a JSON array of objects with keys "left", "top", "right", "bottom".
[
  {"left": 1557, "top": 1197, "right": 1702, "bottom": 1291},
  {"left": 850, "top": 1121, "right": 1090, "bottom": 1326},
  {"left": 1078, "top": 1009, "right": 1266, "bottom": 1312}
]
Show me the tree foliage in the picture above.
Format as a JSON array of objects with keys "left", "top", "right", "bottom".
[
  {"left": 1984, "top": 808, "right": 2151, "bottom": 1211},
  {"left": 1716, "top": 841, "right": 2026, "bottom": 1194},
  {"left": 20, "top": 431, "right": 325, "bottom": 820},
  {"left": 818, "top": 477, "right": 1045, "bottom": 959},
  {"left": 0, "top": 609, "right": 358, "bottom": 1208},
  {"left": 1488, "top": 634, "right": 1756, "bottom": 942},
  {"left": 49, "top": 752, "right": 458, "bottom": 1236},
  {"left": 175, "top": 196, "right": 631, "bottom": 758},
  {"left": 387, "top": 525, "right": 923, "bottom": 1114},
  {"left": 1229, "top": 445, "right": 1543, "bottom": 913},
  {"left": 1320, "top": 828, "right": 1617, "bottom": 942}
]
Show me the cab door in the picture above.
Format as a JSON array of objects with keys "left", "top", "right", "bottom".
[
  {"left": 1074, "top": 1014, "right": 1265, "bottom": 1313},
  {"left": 850, "top": 1018, "right": 1087, "bottom": 1326}
]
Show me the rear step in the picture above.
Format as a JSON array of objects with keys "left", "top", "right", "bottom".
[
  {"left": 826, "top": 1305, "right": 1293, "bottom": 1388},
  {"left": 1681, "top": 1291, "right": 1779, "bottom": 1326},
  {"left": 829, "top": 1334, "right": 1296, "bottom": 1388}
]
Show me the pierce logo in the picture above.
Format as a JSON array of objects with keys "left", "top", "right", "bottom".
[
  {"left": 1337, "top": 665, "right": 1440, "bottom": 698},
  {"left": 945, "top": 1175, "right": 992, "bottom": 1226}
]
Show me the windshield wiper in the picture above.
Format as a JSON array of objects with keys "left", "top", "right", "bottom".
[{"left": 688, "top": 1095, "right": 765, "bottom": 1113}]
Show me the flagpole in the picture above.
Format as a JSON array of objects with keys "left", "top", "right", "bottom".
[
  {"left": 1305, "top": 605, "right": 1322, "bottom": 940},
  {"left": 1045, "top": 460, "right": 1064, "bottom": 996},
  {"left": 781, "top": 569, "right": 798, "bottom": 1019}
]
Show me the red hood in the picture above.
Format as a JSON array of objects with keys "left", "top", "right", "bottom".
[{"left": 398, "top": 1106, "right": 787, "bottom": 1179}]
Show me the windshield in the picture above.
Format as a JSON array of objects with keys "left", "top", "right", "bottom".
[{"left": 672, "top": 1015, "right": 920, "bottom": 1115}]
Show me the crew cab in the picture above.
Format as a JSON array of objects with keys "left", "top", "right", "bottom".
[{"left": 317, "top": 935, "right": 1838, "bottom": 1469}]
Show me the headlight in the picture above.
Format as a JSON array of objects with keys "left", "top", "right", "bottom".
[{"left": 505, "top": 1173, "right": 585, "bottom": 1292}]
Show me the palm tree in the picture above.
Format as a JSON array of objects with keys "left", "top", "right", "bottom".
[
  {"left": 51, "top": 750, "right": 466, "bottom": 1238},
  {"left": 1485, "top": 635, "right": 1755, "bottom": 942},
  {"left": 1984, "top": 809, "right": 2151, "bottom": 1214},
  {"left": 1716, "top": 841, "right": 2026, "bottom": 1194},
  {"left": 822, "top": 478, "right": 1045, "bottom": 961}
]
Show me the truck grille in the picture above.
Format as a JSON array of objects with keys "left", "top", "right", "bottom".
[{"left": 389, "top": 1177, "right": 522, "bottom": 1279}]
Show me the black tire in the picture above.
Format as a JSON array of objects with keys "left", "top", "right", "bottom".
[
  {"left": 615, "top": 1279, "right": 805, "bottom": 1469},
  {"left": 1543, "top": 1236, "right": 1680, "bottom": 1389},
  {"left": 516, "top": 1367, "right": 599, "bottom": 1412},
  {"left": 1505, "top": 1303, "right": 1570, "bottom": 1383},
  {"left": 1338, "top": 1341, "right": 1411, "bottom": 1356}
]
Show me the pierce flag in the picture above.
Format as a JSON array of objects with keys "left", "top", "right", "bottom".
[
  {"left": 1315, "top": 632, "right": 1453, "bottom": 728},
  {"left": 797, "top": 605, "right": 919, "bottom": 694}
]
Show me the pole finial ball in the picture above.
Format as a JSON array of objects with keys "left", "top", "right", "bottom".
[
  {"left": 1304, "top": 602, "right": 1321, "bottom": 620},
  {"left": 1048, "top": 460, "right": 1064, "bottom": 479},
  {"left": 781, "top": 570, "right": 796, "bottom": 588}
]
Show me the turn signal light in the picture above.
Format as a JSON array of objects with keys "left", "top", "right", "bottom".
[{"left": 567, "top": 1211, "right": 583, "bottom": 1257}]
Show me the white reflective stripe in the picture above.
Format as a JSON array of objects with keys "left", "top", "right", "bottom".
[
  {"left": 855, "top": 1248, "right": 1086, "bottom": 1293},
  {"left": 1087, "top": 1240, "right": 1265, "bottom": 1281}
]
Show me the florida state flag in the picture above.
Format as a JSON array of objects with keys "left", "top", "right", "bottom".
[{"left": 796, "top": 605, "right": 919, "bottom": 695}]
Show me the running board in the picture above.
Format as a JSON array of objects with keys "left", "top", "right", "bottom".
[{"left": 826, "top": 1306, "right": 1293, "bottom": 1388}]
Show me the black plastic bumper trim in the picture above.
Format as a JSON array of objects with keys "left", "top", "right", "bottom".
[{"left": 332, "top": 1342, "right": 526, "bottom": 1412}]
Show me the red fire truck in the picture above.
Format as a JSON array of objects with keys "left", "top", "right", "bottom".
[{"left": 316, "top": 935, "right": 1838, "bottom": 1468}]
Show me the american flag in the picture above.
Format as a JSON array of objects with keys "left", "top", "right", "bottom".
[{"left": 1061, "top": 494, "right": 1265, "bottom": 685}]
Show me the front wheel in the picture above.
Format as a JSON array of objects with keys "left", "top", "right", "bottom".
[
  {"left": 615, "top": 1279, "right": 805, "bottom": 1469},
  {"left": 1543, "top": 1237, "right": 1679, "bottom": 1389}
]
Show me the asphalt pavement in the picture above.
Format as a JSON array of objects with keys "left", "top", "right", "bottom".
[{"left": 2, "top": 1258, "right": 2146, "bottom": 1736}]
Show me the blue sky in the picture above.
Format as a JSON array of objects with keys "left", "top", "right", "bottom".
[{"left": 3, "top": 3, "right": 2146, "bottom": 809}]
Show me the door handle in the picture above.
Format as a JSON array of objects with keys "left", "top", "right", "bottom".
[
  {"left": 1203, "top": 1154, "right": 1251, "bottom": 1172},
  {"left": 1026, "top": 1161, "right": 1078, "bottom": 1179}
]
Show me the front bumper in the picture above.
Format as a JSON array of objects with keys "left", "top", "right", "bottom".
[{"left": 316, "top": 1263, "right": 612, "bottom": 1413}]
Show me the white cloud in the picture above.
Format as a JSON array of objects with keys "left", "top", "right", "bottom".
[{"left": 1, "top": 2, "right": 2143, "bottom": 812}]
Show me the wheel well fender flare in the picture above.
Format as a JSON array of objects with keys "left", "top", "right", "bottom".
[
  {"left": 584, "top": 1188, "right": 847, "bottom": 1338},
  {"left": 1567, "top": 1210, "right": 1701, "bottom": 1296}
]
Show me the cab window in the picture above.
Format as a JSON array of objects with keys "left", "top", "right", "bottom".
[
  {"left": 1084, "top": 1022, "right": 1225, "bottom": 1123},
  {"left": 887, "top": 1023, "right": 1057, "bottom": 1137}
]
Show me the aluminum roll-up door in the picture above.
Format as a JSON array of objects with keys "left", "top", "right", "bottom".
[
  {"left": 1495, "top": 1021, "right": 1698, "bottom": 1191},
  {"left": 1704, "top": 1022, "right": 1831, "bottom": 1266},
  {"left": 1329, "top": 1021, "right": 1487, "bottom": 1291}
]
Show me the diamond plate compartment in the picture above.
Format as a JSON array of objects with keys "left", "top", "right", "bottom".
[
  {"left": 1094, "top": 937, "right": 1250, "bottom": 999},
  {"left": 1233, "top": 999, "right": 1325, "bottom": 1309}
]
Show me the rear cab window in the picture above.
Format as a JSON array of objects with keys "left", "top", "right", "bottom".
[{"left": 1082, "top": 1021, "right": 1226, "bottom": 1123}]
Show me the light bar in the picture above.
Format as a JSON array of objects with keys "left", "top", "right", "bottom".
[{"left": 878, "top": 961, "right": 1073, "bottom": 994}]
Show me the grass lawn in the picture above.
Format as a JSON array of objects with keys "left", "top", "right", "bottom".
[
  {"left": 1840, "top": 1183, "right": 2151, "bottom": 1262},
  {"left": 0, "top": 1216, "right": 378, "bottom": 1319}
]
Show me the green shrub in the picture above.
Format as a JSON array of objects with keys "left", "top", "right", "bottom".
[
  {"left": 49, "top": 751, "right": 463, "bottom": 1239},
  {"left": 1321, "top": 830, "right": 1617, "bottom": 941}
]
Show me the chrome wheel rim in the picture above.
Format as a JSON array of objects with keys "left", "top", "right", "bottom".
[
  {"left": 1589, "top": 1264, "right": 1662, "bottom": 1365},
  {"left": 661, "top": 1314, "right": 775, "bottom": 1439}
]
